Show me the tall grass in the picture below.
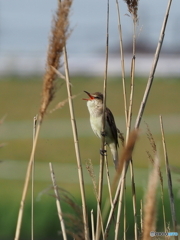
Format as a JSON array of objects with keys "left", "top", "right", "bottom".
[{"left": 13, "top": 0, "right": 178, "bottom": 239}]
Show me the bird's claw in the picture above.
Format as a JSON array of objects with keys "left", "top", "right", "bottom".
[
  {"left": 101, "top": 131, "right": 106, "bottom": 137},
  {"left": 100, "top": 149, "right": 107, "bottom": 156}
]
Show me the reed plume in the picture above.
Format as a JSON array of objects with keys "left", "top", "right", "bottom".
[
  {"left": 142, "top": 155, "right": 159, "bottom": 240},
  {"left": 145, "top": 123, "right": 167, "bottom": 232},
  {"left": 40, "top": 0, "right": 72, "bottom": 121},
  {"left": 50, "top": 186, "right": 84, "bottom": 240},
  {"left": 117, "top": 129, "right": 138, "bottom": 177},
  {"left": 123, "top": 0, "right": 139, "bottom": 22},
  {"left": 86, "top": 159, "right": 98, "bottom": 198},
  {"left": 14, "top": 2, "right": 72, "bottom": 240},
  {"left": 145, "top": 123, "right": 163, "bottom": 186}
]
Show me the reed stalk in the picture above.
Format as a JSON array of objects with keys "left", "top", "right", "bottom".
[
  {"left": 126, "top": 28, "right": 136, "bottom": 139},
  {"left": 140, "top": 199, "right": 143, "bottom": 236},
  {"left": 105, "top": 177, "right": 122, "bottom": 239},
  {"left": 123, "top": 186, "right": 126, "bottom": 240},
  {"left": 115, "top": 0, "right": 139, "bottom": 238},
  {"left": 31, "top": 115, "right": 37, "bottom": 240},
  {"left": 105, "top": 130, "right": 138, "bottom": 238},
  {"left": 105, "top": 154, "right": 113, "bottom": 206},
  {"left": 135, "top": 0, "right": 173, "bottom": 129},
  {"left": 14, "top": 122, "right": 41, "bottom": 240},
  {"left": 91, "top": 210, "right": 95, "bottom": 240},
  {"left": 86, "top": 160, "right": 105, "bottom": 239},
  {"left": 114, "top": 170, "right": 125, "bottom": 240},
  {"left": 161, "top": 186, "right": 167, "bottom": 233},
  {"left": 160, "top": 115, "right": 178, "bottom": 240},
  {"left": 49, "top": 162, "right": 67, "bottom": 240},
  {"left": 95, "top": 155, "right": 105, "bottom": 240},
  {"left": 115, "top": 0, "right": 128, "bottom": 125},
  {"left": 95, "top": 1, "right": 109, "bottom": 239},
  {"left": 129, "top": 160, "right": 138, "bottom": 239},
  {"left": 126, "top": 4, "right": 138, "bottom": 239},
  {"left": 63, "top": 45, "right": 89, "bottom": 240}
]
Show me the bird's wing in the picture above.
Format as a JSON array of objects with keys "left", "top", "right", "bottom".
[{"left": 106, "top": 108, "right": 119, "bottom": 147}]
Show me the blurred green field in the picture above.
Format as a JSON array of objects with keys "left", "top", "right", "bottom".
[
  {"left": 0, "top": 76, "right": 180, "bottom": 239},
  {"left": 0, "top": 76, "right": 180, "bottom": 167}
]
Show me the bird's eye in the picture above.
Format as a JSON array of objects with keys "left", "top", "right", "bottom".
[{"left": 95, "top": 96, "right": 100, "bottom": 99}]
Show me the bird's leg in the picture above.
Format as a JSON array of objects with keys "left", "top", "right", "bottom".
[
  {"left": 100, "top": 149, "right": 107, "bottom": 156},
  {"left": 100, "top": 130, "right": 107, "bottom": 155},
  {"left": 101, "top": 130, "right": 106, "bottom": 137}
]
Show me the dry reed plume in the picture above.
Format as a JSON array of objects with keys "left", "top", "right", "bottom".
[
  {"left": 50, "top": 94, "right": 77, "bottom": 113},
  {"left": 123, "top": 0, "right": 139, "bottom": 22},
  {"left": 50, "top": 184, "right": 84, "bottom": 240},
  {"left": 145, "top": 123, "right": 167, "bottom": 233},
  {"left": 104, "top": 129, "right": 138, "bottom": 239},
  {"left": 86, "top": 159, "right": 98, "bottom": 197},
  {"left": 40, "top": 0, "right": 72, "bottom": 121},
  {"left": 116, "top": 129, "right": 138, "bottom": 177},
  {"left": 60, "top": 194, "right": 84, "bottom": 240},
  {"left": 146, "top": 123, "right": 163, "bottom": 186},
  {"left": 142, "top": 155, "right": 159, "bottom": 240}
]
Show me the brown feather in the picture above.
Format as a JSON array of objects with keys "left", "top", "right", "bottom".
[{"left": 105, "top": 107, "right": 119, "bottom": 148}]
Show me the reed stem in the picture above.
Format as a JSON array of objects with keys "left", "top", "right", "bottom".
[
  {"left": 123, "top": 185, "right": 126, "bottom": 240},
  {"left": 49, "top": 162, "right": 67, "bottom": 240},
  {"left": 105, "top": 154, "right": 113, "bottom": 206},
  {"left": 31, "top": 115, "right": 37, "bottom": 240},
  {"left": 140, "top": 199, "right": 143, "bottom": 236},
  {"left": 160, "top": 115, "right": 178, "bottom": 240},
  {"left": 63, "top": 45, "right": 89, "bottom": 240},
  {"left": 14, "top": 120, "right": 41, "bottom": 240},
  {"left": 115, "top": 0, "right": 128, "bottom": 124},
  {"left": 91, "top": 210, "right": 95, "bottom": 240},
  {"left": 95, "top": 1, "right": 109, "bottom": 239},
  {"left": 115, "top": 9, "right": 138, "bottom": 240},
  {"left": 114, "top": 164, "right": 126, "bottom": 240},
  {"left": 135, "top": 0, "right": 173, "bottom": 129}
]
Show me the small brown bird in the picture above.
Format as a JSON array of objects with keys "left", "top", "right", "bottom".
[{"left": 83, "top": 91, "right": 119, "bottom": 169}]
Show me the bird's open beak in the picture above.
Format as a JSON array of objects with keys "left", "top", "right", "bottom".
[{"left": 83, "top": 91, "right": 94, "bottom": 101}]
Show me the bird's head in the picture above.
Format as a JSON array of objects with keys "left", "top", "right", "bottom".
[
  {"left": 83, "top": 91, "right": 103, "bottom": 103},
  {"left": 83, "top": 91, "right": 103, "bottom": 110},
  {"left": 83, "top": 91, "right": 103, "bottom": 115}
]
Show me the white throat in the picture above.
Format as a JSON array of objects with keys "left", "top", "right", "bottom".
[{"left": 87, "top": 99, "right": 103, "bottom": 117}]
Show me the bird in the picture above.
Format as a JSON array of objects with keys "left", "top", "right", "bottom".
[{"left": 83, "top": 91, "right": 119, "bottom": 169}]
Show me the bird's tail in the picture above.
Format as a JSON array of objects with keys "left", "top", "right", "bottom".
[{"left": 109, "top": 142, "right": 119, "bottom": 170}]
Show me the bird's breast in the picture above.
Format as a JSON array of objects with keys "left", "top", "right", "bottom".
[{"left": 90, "top": 115, "right": 102, "bottom": 138}]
